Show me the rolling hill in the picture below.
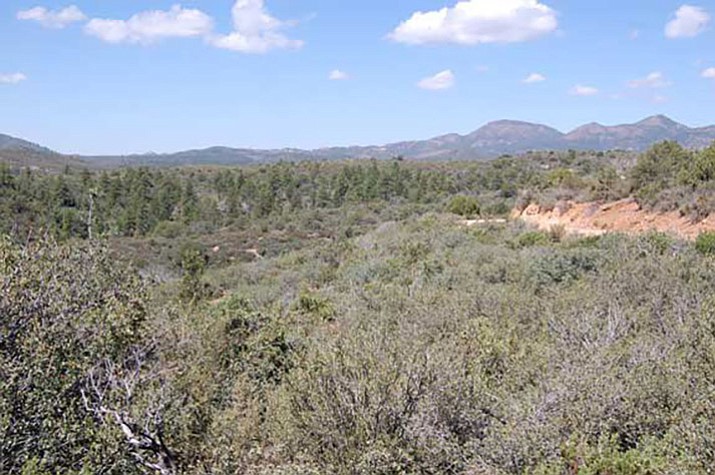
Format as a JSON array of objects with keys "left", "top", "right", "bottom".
[
  {"left": 0, "top": 135, "right": 86, "bottom": 171},
  {"left": 91, "top": 115, "right": 715, "bottom": 166},
  {"left": 3, "top": 115, "right": 715, "bottom": 168},
  {"left": 0, "top": 133, "right": 55, "bottom": 154}
]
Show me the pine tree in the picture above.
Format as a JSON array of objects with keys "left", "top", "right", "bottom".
[{"left": 181, "top": 180, "right": 199, "bottom": 225}]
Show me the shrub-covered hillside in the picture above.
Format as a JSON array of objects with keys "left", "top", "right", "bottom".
[
  {"left": 3, "top": 143, "right": 715, "bottom": 474},
  {"left": 3, "top": 218, "right": 715, "bottom": 474}
]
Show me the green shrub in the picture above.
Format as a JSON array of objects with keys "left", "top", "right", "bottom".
[
  {"left": 178, "top": 241, "right": 208, "bottom": 304},
  {"left": 482, "top": 199, "right": 512, "bottom": 217},
  {"left": 678, "top": 143, "right": 715, "bottom": 187},
  {"left": 152, "top": 220, "right": 185, "bottom": 239},
  {"left": 0, "top": 237, "right": 148, "bottom": 474},
  {"left": 532, "top": 435, "right": 668, "bottom": 475},
  {"left": 528, "top": 249, "right": 599, "bottom": 287},
  {"left": 566, "top": 234, "right": 603, "bottom": 249},
  {"left": 512, "top": 230, "right": 550, "bottom": 248},
  {"left": 294, "top": 291, "right": 336, "bottom": 322},
  {"left": 631, "top": 141, "right": 690, "bottom": 194},
  {"left": 447, "top": 195, "right": 480, "bottom": 218},
  {"left": 214, "top": 295, "right": 295, "bottom": 386},
  {"left": 547, "top": 167, "right": 584, "bottom": 189},
  {"left": 695, "top": 231, "right": 715, "bottom": 256},
  {"left": 639, "top": 231, "right": 674, "bottom": 256}
]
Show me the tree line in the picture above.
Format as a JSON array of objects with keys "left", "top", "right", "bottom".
[
  {"left": 2, "top": 142, "right": 714, "bottom": 242},
  {"left": 0, "top": 159, "right": 536, "bottom": 241}
]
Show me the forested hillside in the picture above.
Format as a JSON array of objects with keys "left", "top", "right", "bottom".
[
  {"left": 0, "top": 149, "right": 635, "bottom": 242},
  {"left": 3, "top": 141, "right": 714, "bottom": 244},
  {"left": 2, "top": 142, "right": 715, "bottom": 474}
]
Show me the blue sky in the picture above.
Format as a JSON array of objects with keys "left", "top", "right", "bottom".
[{"left": 2, "top": 0, "right": 715, "bottom": 155}]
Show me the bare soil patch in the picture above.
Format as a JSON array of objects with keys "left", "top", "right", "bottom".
[{"left": 512, "top": 198, "right": 715, "bottom": 239}]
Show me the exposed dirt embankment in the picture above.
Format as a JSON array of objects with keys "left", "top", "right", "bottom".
[{"left": 513, "top": 198, "right": 715, "bottom": 240}]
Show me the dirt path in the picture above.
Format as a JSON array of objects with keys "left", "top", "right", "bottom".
[
  {"left": 459, "top": 218, "right": 508, "bottom": 227},
  {"left": 513, "top": 198, "right": 715, "bottom": 240}
]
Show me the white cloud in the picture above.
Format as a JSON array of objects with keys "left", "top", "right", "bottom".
[
  {"left": 569, "top": 85, "right": 599, "bottom": 96},
  {"left": 209, "top": 0, "right": 303, "bottom": 54},
  {"left": 628, "top": 71, "right": 671, "bottom": 89},
  {"left": 388, "top": 0, "right": 558, "bottom": 45},
  {"left": 702, "top": 67, "right": 715, "bottom": 78},
  {"left": 84, "top": 5, "right": 213, "bottom": 44},
  {"left": 329, "top": 70, "right": 349, "bottom": 81},
  {"left": 652, "top": 95, "right": 668, "bottom": 104},
  {"left": 665, "top": 5, "right": 710, "bottom": 38},
  {"left": 523, "top": 72, "right": 546, "bottom": 83},
  {"left": 17, "top": 5, "right": 86, "bottom": 29},
  {"left": 0, "top": 73, "right": 27, "bottom": 85},
  {"left": 20, "top": 1, "right": 302, "bottom": 55},
  {"left": 418, "top": 70, "right": 455, "bottom": 90}
]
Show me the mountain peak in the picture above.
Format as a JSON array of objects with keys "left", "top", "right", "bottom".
[
  {"left": 463, "top": 120, "right": 564, "bottom": 155},
  {"left": 636, "top": 115, "right": 682, "bottom": 128},
  {"left": 479, "top": 119, "right": 555, "bottom": 129},
  {"left": 569, "top": 122, "right": 606, "bottom": 132},
  {"left": 471, "top": 120, "right": 563, "bottom": 135}
]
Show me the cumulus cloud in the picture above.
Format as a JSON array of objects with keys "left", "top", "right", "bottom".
[
  {"left": 665, "top": 5, "right": 710, "bottom": 38},
  {"left": 0, "top": 73, "right": 27, "bottom": 85},
  {"left": 328, "top": 70, "right": 349, "bottom": 80},
  {"left": 627, "top": 72, "right": 671, "bottom": 89},
  {"left": 702, "top": 67, "right": 715, "bottom": 78},
  {"left": 569, "top": 85, "right": 599, "bottom": 96},
  {"left": 523, "top": 73, "right": 546, "bottom": 83},
  {"left": 84, "top": 5, "right": 213, "bottom": 44},
  {"left": 22, "top": 1, "right": 302, "bottom": 54},
  {"left": 388, "top": 0, "right": 558, "bottom": 46},
  {"left": 418, "top": 70, "right": 455, "bottom": 90},
  {"left": 209, "top": 0, "right": 303, "bottom": 54},
  {"left": 17, "top": 5, "right": 86, "bottom": 29}
]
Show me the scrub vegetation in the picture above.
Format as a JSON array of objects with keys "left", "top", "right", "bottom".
[{"left": 2, "top": 142, "right": 715, "bottom": 474}]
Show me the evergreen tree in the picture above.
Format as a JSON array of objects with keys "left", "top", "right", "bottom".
[{"left": 181, "top": 180, "right": 199, "bottom": 225}]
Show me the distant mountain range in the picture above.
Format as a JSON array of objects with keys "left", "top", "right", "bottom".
[{"left": 3, "top": 115, "right": 715, "bottom": 168}]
